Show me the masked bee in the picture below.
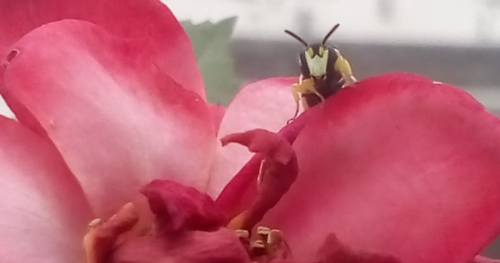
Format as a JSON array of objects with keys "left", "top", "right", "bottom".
[{"left": 285, "top": 24, "right": 357, "bottom": 122}]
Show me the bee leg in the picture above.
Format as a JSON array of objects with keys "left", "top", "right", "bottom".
[
  {"left": 301, "top": 97, "right": 309, "bottom": 110},
  {"left": 345, "top": 75, "right": 357, "bottom": 86},
  {"left": 334, "top": 54, "right": 357, "bottom": 86},
  {"left": 288, "top": 77, "right": 319, "bottom": 123},
  {"left": 300, "top": 78, "right": 325, "bottom": 102},
  {"left": 287, "top": 83, "right": 302, "bottom": 124}
]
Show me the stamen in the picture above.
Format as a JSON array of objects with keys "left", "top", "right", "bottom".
[
  {"left": 267, "top": 229, "right": 290, "bottom": 260},
  {"left": 235, "top": 229, "right": 250, "bottom": 239},
  {"left": 88, "top": 218, "right": 103, "bottom": 228},
  {"left": 235, "top": 229, "right": 251, "bottom": 249},
  {"left": 267, "top": 229, "right": 282, "bottom": 245},
  {"left": 234, "top": 226, "right": 290, "bottom": 262},
  {"left": 257, "top": 226, "right": 270, "bottom": 241},
  {"left": 250, "top": 240, "right": 267, "bottom": 259}
]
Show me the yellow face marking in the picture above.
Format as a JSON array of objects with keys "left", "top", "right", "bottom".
[
  {"left": 305, "top": 49, "right": 329, "bottom": 78},
  {"left": 318, "top": 45, "right": 325, "bottom": 57},
  {"left": 306, "top": 47, "right": 314, "bottom": 58}
]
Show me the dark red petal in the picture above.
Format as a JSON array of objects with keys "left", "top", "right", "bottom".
[
  {"left": 471, "top": 256, "right": 500, "bottom": 263},
  {"left": 0, "top": 116, "right": 92, "bottom": 262},
  {"left": 111, "top": 228, "right": 252, "bottom": 263},
  {"left": 0, "top": 0, "right": 204, "bottom": 97},
  {"left": 2, "top": 20, "right": 215, "bottom": 217},
  {"left": 208, "top": 77, "right": 299, "bottom": 196},
  {"left": 264, "top": 73, "right": 500, "bottom": 263},
  {"left": 141, "top": 180, "right": 225, "bottom": 234}
]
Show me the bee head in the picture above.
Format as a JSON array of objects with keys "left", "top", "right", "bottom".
[{"left": 285, "top": 24, "right": 340, "bottom": 78}]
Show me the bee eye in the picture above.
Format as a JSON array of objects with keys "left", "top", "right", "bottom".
[
  {"left": 318, "top": 46, "right": 325, "bottom": 57},
  {"left": 306, "top": 48, "right": 314, "bottom": 58}
]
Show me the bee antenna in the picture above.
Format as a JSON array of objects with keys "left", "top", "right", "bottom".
[
  {"left": 284, "top": 29, "right": 308, "bottom": 47},
  {"left": 322, "top": 24, "right": 340, "bottom": 45}
]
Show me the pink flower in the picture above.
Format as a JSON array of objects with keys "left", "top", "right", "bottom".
[{"left": 0, "top": 0, "right": 500, "bottom": 263}]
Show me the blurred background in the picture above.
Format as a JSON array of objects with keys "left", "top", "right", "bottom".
[
  {"left": 167, "top": 0, "right": 500, "bottom": 114},
  {"left": 165, "top": 0, "right": 500, "bottom": 257}
]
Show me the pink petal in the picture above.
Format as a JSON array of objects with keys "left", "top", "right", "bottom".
[
  {"left": 0, "top": 0, "right": 204, "bottom": 97},
  {"left": 264, "top": 73, "right": 500, "bottom": 263},
  {"left": 2, "top": 21, "right": 216, "bottom": 217},
  {"left": 208, "top": 104, "right": 226, "bottom": 135},
  {"left": 208, "top": 77, "right": 298, "bottom": 197},
  {"left": 0, "top": 116, "right": 92, "bottom": 263}
]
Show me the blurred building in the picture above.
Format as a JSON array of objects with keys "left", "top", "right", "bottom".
[{"left": 166, "top": 0, "right": 500, "bottom": 46}]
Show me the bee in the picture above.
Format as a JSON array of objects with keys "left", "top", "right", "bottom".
[{"left": 285, "top": 24, "right": 357, "bottom": 122}]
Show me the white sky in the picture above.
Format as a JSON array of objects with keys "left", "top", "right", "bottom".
[{"left": 0, "top": 96, "right": 14, "bottom": 119}]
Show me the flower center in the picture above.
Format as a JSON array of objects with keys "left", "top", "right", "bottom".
[{"left": 83, "top": 129, "right": 299, "bottom": 263}]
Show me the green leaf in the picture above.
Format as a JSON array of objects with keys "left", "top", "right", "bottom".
[{"left": 181, "top": 17, "right": 239, "bottom": 105}]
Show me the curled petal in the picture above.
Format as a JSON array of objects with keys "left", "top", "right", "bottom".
[
  {"left": 2, "top": 20, "right": 215, "bottom": 217},
  {"left": 221, "top": 129, "right": 295, "bottom": 165},
  {"left": 221, "top": 129, "right": 298, "bottom": 231},
  {"left": 0, "top": 116, "right": 92, "bottom": 263},
  {"left": 264, "top": 73, "right": 500, "bottom": 263},
  {"left": 208, "top": 77, "right": 299, "bottom": 197},
  {"left": 216, "top": 108, "right": 318, "bottom": 219},
  {"left": 0, "top": 0, "right": 204, "bottom": 96}
]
